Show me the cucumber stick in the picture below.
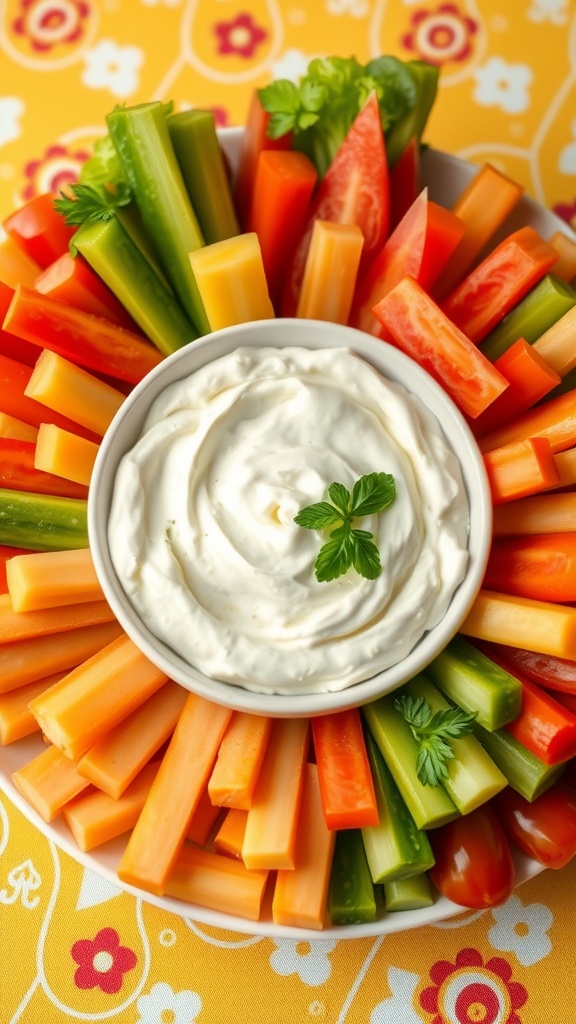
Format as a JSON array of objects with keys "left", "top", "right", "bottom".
[
  {"left": 106, "top": 102, "right": 210, "bottom": 335},
  {"left": 328, "top": 828, "right": 378, "bottom": 925},
  {"left": 426, "top": 635, "right": 522, "bottom": 731},
  {"left": 473, "top": 721, "right": 565, "bottom": 800},
  {"left": 362, "top": 698, "right": 458, "bottom": 829},
  {"left": 0, "top": 489, "right": 88, "bottom": 550},
  {"left": 362, "top": 730, "right": 435, "bottom": 884},
  {"left": 168, "top": 110, "right": 240, "bottom": 245},
  {"left": 403, "top": 673, "right": 507, "bottom": 814},
  {"left": 73, "top": 217, "right": 197, "bottom": 356},
  {"left": 384, "top": 873, "right": 434, "bottom": 912},
  {"left": 481, "top": 273, "right": 576, "bottom": 361}
]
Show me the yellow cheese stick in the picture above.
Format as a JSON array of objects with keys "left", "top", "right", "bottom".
[
  {"left": 34, "top": 423, "right": 99, "bottom": 486},
  {"left": 460, "top": 588, "right": 576, "bottom": 659},
  {"left": 296, "top": 220, "right": 364, "bottom": 324},
  {"left": 0, "top": 412, "right": 38, "bottom": 442},
  {"left": 189, "top": 232, "right": 274, "bottom": 330},
  {"left": 7, "top": 546, "right": 105, "bottom": 612},
  {"left": 24, "top": 350, "right": 124, "bottom": 437}
]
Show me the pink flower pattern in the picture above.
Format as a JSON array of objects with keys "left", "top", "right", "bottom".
[
  {"left": 420, "top": 947, "right": 528, "bottom": 1024},
  {"left": 214, "top": 12, "right": 267, "bottom": 59},
  {"left": 21, "top": 143, "right": 90, "bottom": 201},
  {"left": 12, "top": 0, "right": 91, "bottom": 52},
  {"left": 71, "top": 927, "right": 137, "bottom": 994},
  {"left": 402, "top": 3, "right": 478, "bottom": 66}
]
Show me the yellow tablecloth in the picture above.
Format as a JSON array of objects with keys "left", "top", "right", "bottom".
[{"left": 1, "top": 1, "right": 576, "bottom": 1021}]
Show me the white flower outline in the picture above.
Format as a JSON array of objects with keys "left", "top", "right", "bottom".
[
  {"left": 473, "top": 56, "right": 533, "bottom": 115},
  {"left": 0, "top": 98, "right": 25, "bottom": 148},
  {"left": 82, "top": 39, "right": 143, "bottom": 98},
  {"left": 269, "top": 938, "right": 337, "bottom": 986},
  {"left": 136, "top": 981, "right": 202, "bottom": 1024},
  {"left": 487, "top": 893, "right": 554, "bottom": 966}
]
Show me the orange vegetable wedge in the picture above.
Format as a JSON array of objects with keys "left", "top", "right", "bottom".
[
  {"left": 548, "top": 231, "right": 576, "bottom": 282},
  {"left": 0, "top": 352, "right": 100, "bottom": 443},
  {"left": 479, "top": 387, "right": 576, "bottom": 455},
  {"left": 472, "top": 339, "right": 561, "bottom": 439},
  {"left": 532, "top": 305, "right": 576, "bottom": 377},
  {"left": 117, "top": 693, "right": 232, "bottom": 896},
  {"left": 12, "top": 744, "right": 90, "bottom": 822},
  {"left": 0, "top": 544, "right": 27, "bottom": 593},
  {"left": 460, "top": 589, "right": 576, "bottom": 660},
  {"left": 272, "top": 763, "right": 336, "bottom": 930},
  {"left": 0, "top": 412, "right": 37, "bottom": 442},
  {"left": 165, "top": 843, "right": 269, "bottom": 922},
  {"left": 0, "top": 672, "right": 63, "bottom": 744},
  {"left": 483, "top": 437, "right": 560, "bottom": 504},
  {"left": 34, "top": 251, "right": 141, "bottom": 332},
  {"left": 62, "top": 760, "right": 161, "bottom": 852},
  {"left": 242, "top": 718, "right": 309, "bottom": 870},
  {"left": 6, "top": 546, "right": 105, "bottom": 611},
  {"left": 554, "top": 447, "right": 576, "bottom": 487},
  {"left": 28, "top": 632, "right": 168, "bottom": 759},
  {"left": 213, "top": 808, "right": 248, "bottom": 860},
  {"left": 208, "top": 710, "right": 272, "bottom": 810},
  {"left": 0, "top": 437, "right": 89, "bottom": 500},
  {"left": 0, "top": 594, "right": 115, "bottom": 644},
  {"left": 188, "top": 233, "right": 274, "bottom": 331},
  {"left": 34, "top": 424, "right": 99, "bottom": 487},
  {"left": 24, "top": 350, "right": 125, "bottom": 437},
  {"left": 0, "top": 619, "right": 122, "bottom": 694},
  {"left": 296, "top": 220, "right": 364, "bottom": 324},
  {"left": 311, "top": 707, "right": 379, "bottom": 830},
  {"left": 0, "top": 235, "right": 42, "bottom": 289},
  {"left": 492, "top": 492, "right": 576, "bottom": 536},
  {"left": 485, "top": 533, "right": 576, "bottom": 603},
  {"left": 77, "top": 679, "right": 187, "bottom": 799},
  {"left": 185, "top": 784, "right": 222, "bottom": 846}
]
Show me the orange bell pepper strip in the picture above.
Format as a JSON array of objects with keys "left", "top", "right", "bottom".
[
  {"left": 2, "top": 193, "right": 75, "bottom": 269},
  {"left": 311, "top": 707, "right": 379, "bottom": 829},
  {"left": 484, "top": 533, "right": 576, "bottom": 604},
  {"left": 0, "top": 280, "right": 41, "bottom": 367},
  {"left": 501, "top": 672, "right": 576, "bottom": 766}
]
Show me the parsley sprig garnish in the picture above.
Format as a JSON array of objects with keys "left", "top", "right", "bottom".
[
  {"left": 394, "top": 694, "right": 478, "bottom": 787},
  {"left": 294, "top": 472, "right": 396, "bottom": 583},
  {"left": 53, "top": 181, "right": 133, "bottom": 226}
]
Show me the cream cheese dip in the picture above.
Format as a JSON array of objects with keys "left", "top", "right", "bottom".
[{"left": 107, "top": 346, "right": 470, "bottom": 695}]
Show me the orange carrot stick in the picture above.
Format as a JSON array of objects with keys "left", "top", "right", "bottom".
[
  {"left": 12, "top": 744, "right": 91, "bottom": 822},
  {"left": 77, "top": 679, "right": 187, "bottom": 799},
  {"left": 473, "top": 339, "right": 561, "bottom": 438},
  {"left": 29, "top": 632, "right": 168, "bottom": 759},
  {"left": 492, "top": 493, "right": 576, "bottom": 536},
  {"left": 62, "top": 760, "right": 161, "bottom": 852},
  {"left": 0, "top": 595, "right": 115, "bottom": 644},
  {"left": 6, "top": 546, "right": 105, "bottom": 612},
  {"left": 208, "top": 711, "right": 272, "bottom": 810},
  {"left": 242, "top": 718, "right": 309, "bottom": 870},
  {"left": 272, "top": 763, "right": 336, "bottom": 930},
  {"left": 0, "top": 672, "right": 63, "bottom": 744},
  {"left": 296, "top": 220, "right": 364, "bottom": 324},
  {"left": 164, "top": 843, "right": 269, "bottom": 922},
  {"left": 460, "top": 589, "right": 576, "bottom": 660},
  {"left": 0, "top": 619, "right": 122, "bottom": 694},
  {"left": 478, "top": 387, "right": 576, "bottom": 455},
  {"left": 554, "top": 446, "right": 576, "bottom": 487},
  {"left": 485, "top": 533, "right": 576, "bottom": 604},
  {"left": 213, "top": 808, "right": 248, "bottom": 859},
  {"left": 118, "top": 693, "right": 232, "bottom": 896},
  {"left": 185, "top": 784, "right": 222, "bottom": 846},
  {"left": 483, "top": 437, "right": 560, "bottom": 504}
]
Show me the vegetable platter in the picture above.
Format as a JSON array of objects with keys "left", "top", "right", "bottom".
[{"left": 1, "top": 55, "right": 576, "bottom": 938}]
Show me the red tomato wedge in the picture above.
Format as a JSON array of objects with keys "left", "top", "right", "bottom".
[
  {"left": 2, "top": 193, "right": 75, "bottom": 270},
  {"left": 311, "top": 707, "right": 379, "bottom": 830},
  {"left": 493, "top": 781, "right": 576, "bottom": 869},
  {"left": 372, "top": 274, "right": 509, "bottom": 418},
  {"left": 429, "top": 804, "right": 515, "bottom": 909},
  {"left": 0, "top": 438, "right": 88, "bottom": 500},
  {"left": 350, "top": 188, "right": 465, "bottom": 336},
  {"left": 280, "top": 91, "right": 390, "bottom": 316}
]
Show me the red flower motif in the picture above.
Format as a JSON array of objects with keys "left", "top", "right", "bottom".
[
  {"left": 402, "top": 3, "right": 478, "bottom": 66},
  {"left": 207, "top": 106, "right": 230, "bottom": 128},
  {"left": 420, "top": 947, "right": 528, "bottom": 1024},
  {"left": 21, "top": 143, "right": 90, "bottom": 202},
  {"left": 71, "top": 927, "right": 137, "bottom": 994},
  {"left": 553, "top": 199, "right": 576, "bottom": 232},
  {"left": 214, "top": 12, "right": 267, "bottom": 59},
  {"left": 12, "top": 0, "right": 91, "bottom": 53}
]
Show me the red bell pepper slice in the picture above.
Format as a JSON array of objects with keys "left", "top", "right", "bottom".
[
  {"left": 484, "top": 533, "right": 576, "bottom": 603},
  {"left": 0, "top": 281, "right": 38, "bottom": 366},
  {"left": 440, "top": 226, "right": 559, "bottom": 345},
  {"left": 372, "top": 274, "right": 509, "bottom": 418},
  {"left": 2, "top": 193, "right": 75, "bottom": 270},
  {"left": 4, "top": 285, "right": 163, "bottom": 386},
  {"left": 350, "top": 188, "right": 465, "bottom": 336},
  {"left": 0, "top": 438, "right": 88, "bottom": 500},
  {"left": 493, "top": 780, "right": 576, "bottom": 869},
  {"left": 473, "top": 640, "right": 576, "bottom": 697},
  {"left": 311, "top": 707, "right": 379, "bottom": 830},
  {"left": 233, "top": 89, "right": 294, "bottom": 230},
  {"left": 35, "top": 252, "right": 142, "bottom": 333},
  {"left": 388, "top": 135, "right": 420, "bottom": 231},
  {"left": 0, "top": 544, "right": 29, "bottom": 593},
  {"left": 0, "top": 352, "right": 100, "bottom": 443},
  {"left": 280, "top": 91, "right": 390, "bottom": 316}
]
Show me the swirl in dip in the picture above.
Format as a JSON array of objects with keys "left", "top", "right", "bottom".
[{"left": 108, "top": 346, "right": 470, "bottom": 695}]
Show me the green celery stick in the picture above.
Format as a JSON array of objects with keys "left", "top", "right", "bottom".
[
  {"left": 73, "top": 217, "right": 197, "bottom": 356},
  {"left": 384, "top": 873, "right": 434, "bottom": 912},
  {"left": 0, "top": 489, "right": 88, "bottom": 550},
  {"left": 481, "top": 274, "right": 576, "bottom": 361},
  {"left": 328, "top": 828, "right": 378, "bottom": 925},
  {"left": 385, "top": 60, "right": 439, "bottom": 166},
  {"left": 473, "top": 721, "right": 565, "bottom": 801},
  {"left": 403, "top": 673, "right": 507, "bottom": 815},
  {"left": 362, "top": 697, "right": 458, "bottom": 830},
  {"left": 425, "top": 635, "right": 522, "bottom": 731},
  {"left": 168, "top": 109, "right": 240, "bottom": 245},
  {"left": 115, "top": 203, "right": 174, "bottom": 291},
  {"left": 361, "top": 729, "right": 435, "bottom": 884},
  {"left": 106, "top": 102, "right": 210, "bottom": 335}
]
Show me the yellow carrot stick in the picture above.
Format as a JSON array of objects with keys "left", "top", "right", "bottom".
[
  {"left": 296, "top": 220, "right": 364, "bottom": 324},
  {"left": 242, "top": 718, "right": 309, "bottom": 870},
  {"left": 28, "top": 633, "right": 168, "bottom": 759},
  {"left": 188, "top": 233, "right": 274, "bottom": 330},
  {"left": 185, "top": 784, "right": 222, "bottom": 846},
  {"left": 165, "top": 844, "right": 269, "bottom": 922},
  {"left": 272, "top": 763, "right": 336, "bottom": 930},
  {"left": 24, "top": 350, "right": 124, "bottom": 437},
  {"left": 0, "top": 672, "right": 63, "bottom": 744},
  {"left": 62, "top": 760, "right": 161, "bottom": 852},
  {"left": 34, "top": 423, "right": 99, "bottom": 487},
  {"left": 118, "top": 693, "right": 232, "bottom": 896},
  {"left": 0, "top": 412, "right": 38, "bottom": 442},
  {"left": 12, "top": 744, "right": 91, "bottom": 822},
  {"left": 213, "top": 808, "right": 248, "bottom": 860},
  {"left": 6, "top": 546, "right": 105, "bottom": 612},
  {"left": 77, "top": 679, "right": 187, "bottom": 799},
  {"left": 492, "top": 492, "right": 576, "bottom": 535},
  {"left": 0, "top": 595, "right": 115, "bottom": 644},
  {"left": 460, "top": 588, "right": 576, "bottom": 659},
  {"left": 0, "top": 619, "right": 122, "bottom": 694},
  {"left": 533, "top": 305, "right": 576, "bottom": 377},
  {"left": 208, "top": 711, "right": 272, "bottom": 810}
]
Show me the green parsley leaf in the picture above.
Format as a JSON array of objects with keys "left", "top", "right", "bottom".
[
  {"left": 294, "top": 471, "right": 396, "bottom": 583},
  {"left": 53, "top": 181, "right": 133, "bottom": 227},
  {"left": 393, "top": 693, "right": 478, "bottom": 787}
]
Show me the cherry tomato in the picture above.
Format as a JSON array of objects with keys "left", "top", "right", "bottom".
[
  {"left": 493, "top": 781, "right": 576, "bottom": 869},
  {"left": 429, "top": 804, "right": 515, "bottom": 909}
]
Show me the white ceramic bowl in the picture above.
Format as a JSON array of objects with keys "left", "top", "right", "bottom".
[{"left": 88, "top": 316, "right": 492, "bottom": 717}]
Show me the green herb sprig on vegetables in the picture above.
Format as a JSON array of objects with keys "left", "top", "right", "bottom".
[
  {"left": 54, "top": 182, "right": 133, "bottom": 226},
  {"left": 294, "top": 471, "right": 396, "bottom": 583},
  {"left": 393, "top": 694, "right": 478, "bottom": 787}
]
